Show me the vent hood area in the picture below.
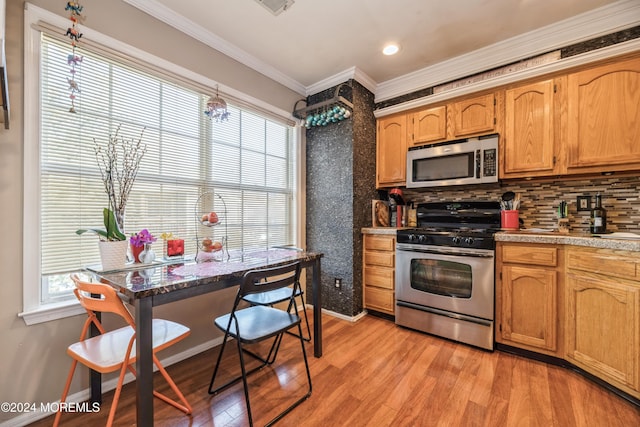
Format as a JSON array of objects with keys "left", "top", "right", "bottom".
[{"left": 0, "top": 0, "right": 8, "bottom": 130}]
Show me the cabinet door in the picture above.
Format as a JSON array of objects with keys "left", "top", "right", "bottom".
[
  {"left": 501, "top": 265, "right": 558, "bottom": 351},
  {"left": 409, "top": 105, "right": 447, "bottom": 145},
  {"left": 503, "top": 80, "right": 556, "bottom": 176},
  {"left": 376, "top": 115, "right": 407, "bottom": 188},
  {"left": 566, "top": 57, "right": 640, "bottom": 173},
  {"left": 450, "top": 93, "right": 496, "bottom": 137},
  {"left": 566, "top": 273, "right": 639, "bottom": 393}
]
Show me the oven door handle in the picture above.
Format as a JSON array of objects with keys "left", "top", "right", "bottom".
[{"left": 396, "top": 245, "right": 494, "bottom": 258}]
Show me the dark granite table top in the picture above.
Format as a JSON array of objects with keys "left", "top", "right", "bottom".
[{"left": 88, "top": 248, "right": 323, "bottom": 301}]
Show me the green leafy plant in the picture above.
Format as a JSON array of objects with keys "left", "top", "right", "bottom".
[{"left": 76, "top": 208, "right": 127, "bottom": 241}]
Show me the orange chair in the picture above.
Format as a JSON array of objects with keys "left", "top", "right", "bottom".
[{"left": 54, "top": 274, "right": 192, "bottom": 426}]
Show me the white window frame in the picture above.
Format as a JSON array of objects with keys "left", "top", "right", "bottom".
[{"left": 20, "top": 4, "right": 303, "bottom": 325}]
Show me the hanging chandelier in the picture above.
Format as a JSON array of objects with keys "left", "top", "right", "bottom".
[{"left": 204, "top": 86, "right": 230, "bottom": 122}]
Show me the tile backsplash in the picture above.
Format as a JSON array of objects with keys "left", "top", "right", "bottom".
[{"left": 403, "top": 175, "right": 640, "bottom": 233}]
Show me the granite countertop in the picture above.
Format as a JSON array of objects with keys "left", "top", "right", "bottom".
[
  {"left": 496, "top": 230, "right": 640, "bottom": 251},
  {"left": 88, "top": 248, "right": 324, "bottom": 299}
]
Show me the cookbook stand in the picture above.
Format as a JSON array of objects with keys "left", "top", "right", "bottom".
[{"left": 194, "top": 191, "right": 229, "bottom": 262}]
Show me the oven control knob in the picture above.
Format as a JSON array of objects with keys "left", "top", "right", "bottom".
[
  {"left": 464, "top": 237, "right": 474, "bottom": 246},
  {"left": 418, "top": 235, "right": 426, "bottom": 243},
  {"left": 408, "top": 234, "right": 416, "bottom": 242},
  {"left": 452, "top": 236, "right": 461, "bottom": 245}
]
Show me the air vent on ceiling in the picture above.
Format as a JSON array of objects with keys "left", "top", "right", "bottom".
[{"left": 254, "top": 0, "right": 294, "bottom": 16}]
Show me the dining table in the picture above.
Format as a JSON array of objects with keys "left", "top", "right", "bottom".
[{"left": 88, "top": 247, "right": 324, "bottom": 426}]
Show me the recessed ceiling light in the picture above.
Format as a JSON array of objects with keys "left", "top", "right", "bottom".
[{"left": 382, "top": 44, "right": 399, "bottom": 56}]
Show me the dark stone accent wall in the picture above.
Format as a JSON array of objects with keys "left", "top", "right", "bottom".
[
  {"left": 306, "top": 80, "right": 376, "bottom": 316},
  {"left": 375, "top": 25, "right": 640, "bottom": 110}
]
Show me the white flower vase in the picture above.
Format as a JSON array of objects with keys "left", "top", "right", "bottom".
[
  {"left": 139, "top": 243, "right": 156, "bottom": 264},
  {"left": 98, "top": 240, "right": 129, "bottom": 271}
]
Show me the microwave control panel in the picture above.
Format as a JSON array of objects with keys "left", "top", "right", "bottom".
[{"left": 481, "top": 148, "right": 497, "bottom": 178}]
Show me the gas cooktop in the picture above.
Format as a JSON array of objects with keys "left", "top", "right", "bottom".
[{"left": 396, "top": 201, "right": 501, "bottom": 250}]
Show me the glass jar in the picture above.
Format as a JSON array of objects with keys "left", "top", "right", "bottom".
[{"left": 139, "top": 243, "right": 156, "bottom": 264}]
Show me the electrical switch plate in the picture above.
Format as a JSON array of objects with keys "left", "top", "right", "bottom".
[{"left": 577, "top": 195, "right": 591, "bottom": 211}]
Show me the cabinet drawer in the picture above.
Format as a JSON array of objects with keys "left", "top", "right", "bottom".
[
  {"left": 364, "top": 250, "right": 394, "bottom": 268},
  {"left": 567, "top": 249, "right": 639, "bottom": 281},
  {"left": 364, "top": 235, "right": 395, "bottom": 252},
  {"left": 365, "top": 286, "right": 395, "bottom": 313},
  {"left": 502, "top": 245, "right": 557, "bottom": 266},
  {"left": 364, "top": 267, "right": 394, "bottom": 289}
]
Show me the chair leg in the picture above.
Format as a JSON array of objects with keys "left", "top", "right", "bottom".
[
  {"left": 208, "top": 329, "right": 231, "bottom": 394},
  {"left": 242, "top": 332, "right": 283, "bottom": 365},
  {"left": 264, "top": 322, "right": 313, "bottom": 427},
  {"left": 53, "top": 359, "right": 78, "bottom": 427},
  {"left": 152, "top": 354, "right": 192, "bottom": 414},
  {"left": 285, "top": 298, "right": 311, "bottom": 342},
  {"left": 209, "top": 330, "right": 271, "bottom": 395},
  {"left": 106, "top": 355, "right": 131, "bottom": 426},
  {"left": 235, "top": 336, "right": 255, "bottom": 427}
]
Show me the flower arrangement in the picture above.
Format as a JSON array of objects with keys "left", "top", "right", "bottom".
[{"left": 130, "top": 229, "right": 157, "bottom": 247}]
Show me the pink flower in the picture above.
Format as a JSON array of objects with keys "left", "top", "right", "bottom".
[{"left": 130, "top": 229, "right": 157, "bottom": 247}]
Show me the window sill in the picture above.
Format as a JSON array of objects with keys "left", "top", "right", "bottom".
[{"left": 18, "top": 299, "right": 85, "bottom": 325}]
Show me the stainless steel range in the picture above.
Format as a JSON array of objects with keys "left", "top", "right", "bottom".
[{"left": 395, "top": 201, "right": 501, "bottom": 350}]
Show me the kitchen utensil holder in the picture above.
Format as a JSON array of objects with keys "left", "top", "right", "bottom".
[{"left": 501, "top": 210, "right": 519, "bottom": 230}]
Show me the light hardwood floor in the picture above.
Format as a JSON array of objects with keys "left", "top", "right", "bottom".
[{"left": 34, "top": 311, "right": 640, "bottom": 426}]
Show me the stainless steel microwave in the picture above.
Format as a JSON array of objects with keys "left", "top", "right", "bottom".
[{"left": 406, "top": 134, "right": 498, "bottom": 188}]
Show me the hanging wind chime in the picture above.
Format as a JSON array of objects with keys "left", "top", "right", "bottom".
[{"left": 64, "top": 1, "right": 84, "bottom": 113}]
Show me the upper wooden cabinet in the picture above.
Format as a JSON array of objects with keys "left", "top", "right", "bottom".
[
  {"left": 566, "top": 56, "right": 640, "bottom": 174},
  {"left": 450, "top": 93, "right": 497, "bottom": 137},
  {"left": 408, "top": 105, "right": 447, "bottom": 146},
  {"left": 407, "top": 93, "right": 499, "bottom": 147},
  {"left": 376, "top": 114, "right": 407, "bottom": 188},
  {"left": 503, "top": 79, "right": 560, "bottom": 178}
]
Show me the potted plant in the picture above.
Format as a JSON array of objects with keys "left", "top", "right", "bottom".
[
  {"left": 130, "top": 229, "right": 157, "bottom": 263},
  {"left": 76, "top": 125, "right": 146, "bottom": 270}
]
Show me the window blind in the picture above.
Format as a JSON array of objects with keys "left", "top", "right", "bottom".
[{"left": 40, "top": 34, "right": 297, "bottom": 303}]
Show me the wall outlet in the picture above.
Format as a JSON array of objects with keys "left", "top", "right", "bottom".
[
  {"left": 577, "top": 195, "right": 591, "bottom": 211},
  {"left": 334, "top": 278, "right": 342, "bottom": 288}
]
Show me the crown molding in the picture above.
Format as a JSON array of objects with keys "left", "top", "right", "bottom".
[
  {"left": 304, "top": 66, "right": 377, "bottom": 96},
  {"left": 374, "top": 37, "right": 640, "bottom": 118},
  {"left": 123, "top": 0, "right": 307, "bottom": 95},
  {"left": 375, "top": 0, "right": 640, "bottom": 102}
]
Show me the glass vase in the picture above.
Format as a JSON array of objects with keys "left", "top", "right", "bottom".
[{"left": 139, "top": 243, "right": 156, "bottom": 264}]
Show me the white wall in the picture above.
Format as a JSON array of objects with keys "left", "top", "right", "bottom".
[{"left": 0, "top": 1, "right": 301, "bottom": 425}]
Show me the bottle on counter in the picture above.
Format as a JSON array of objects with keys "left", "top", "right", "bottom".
[{"left": 590, "top": 193, "right": 607, "bottom": 234}]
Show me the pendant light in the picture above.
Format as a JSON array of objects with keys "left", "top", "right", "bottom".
[{"left": 204, "top": 86, "right": 230, "bottom": 122}]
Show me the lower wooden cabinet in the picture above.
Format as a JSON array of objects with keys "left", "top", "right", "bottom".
[
  {"left": 363, "top": 233, "right": 395, "bottom": 315},
  {"left": 496, "top": 242, "right": 563, "bottom": 356},
  {"left": 566, "top": 247, "right": 640, "bottom": 398}
]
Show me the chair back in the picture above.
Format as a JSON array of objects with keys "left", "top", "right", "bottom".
[
  {"left": 239, "top": 262, "right": 301, "bottom": 299},
  {"left": 70, "top": 273, "right": 136, "bottom": 332}
]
